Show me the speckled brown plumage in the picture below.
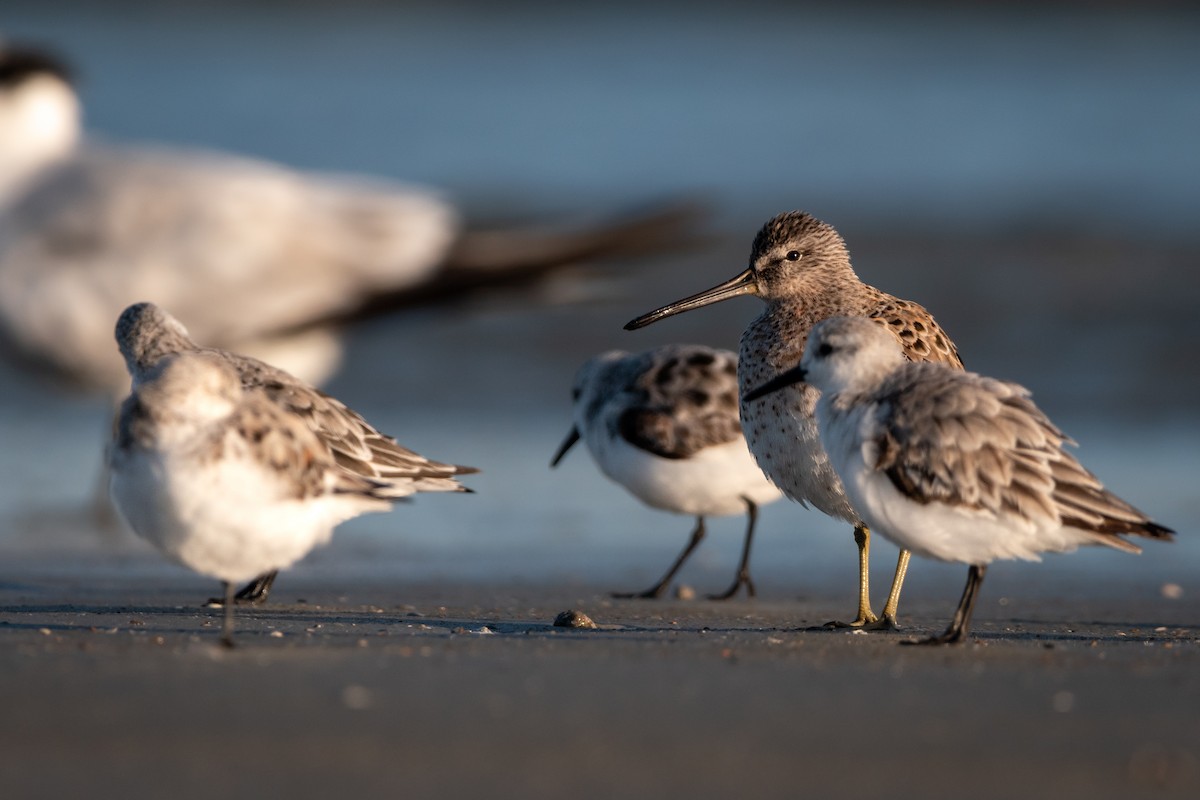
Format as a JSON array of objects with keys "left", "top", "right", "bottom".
[{"left": 735, "top": 211, "right": 963, "bottom": 522}]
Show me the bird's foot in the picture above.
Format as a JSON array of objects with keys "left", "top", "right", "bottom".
[
  {"left": 205, "top": 580, "right": 273, "bottom": 608},
  {"left": 706, "top": 578, "right": 756, "bottom": 601},
  {"left": 610, "top": 587, "right": 666, "bottom": 600},
  {"left": 862, "top": 614, "right": 902, "bottom": 632},
  {"left": 899, "top": 630, "right": 967, "bottom": 647},
  {"left": 822, "top": 610, "right": 879, "bottom": 629}
]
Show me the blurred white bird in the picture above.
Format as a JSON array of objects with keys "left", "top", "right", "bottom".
[{"left": 0, "top": 44, "right": 701, "bottom": 396}]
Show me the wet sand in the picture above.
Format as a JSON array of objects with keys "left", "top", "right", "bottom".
[{"left": 2, "top": 567, "right": 1197, "bottom": 800}]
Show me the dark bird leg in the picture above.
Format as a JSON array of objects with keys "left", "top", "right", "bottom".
[
  {"left": 707, "top": 499, "right": 759, "bottom": 600},
  {"left": 206, "top": 571, "right": 278, "bottom": 607},
  {"left": 613, "top": 517, "right": 706, "bottom": 599},
  {"left": 234, "top": 571, "right": 278, "bottom": 604},
  {"left": 904, "top": 564, "right": 987, "bottom": 646},
  {"left": 219, "top": 581, "right": 236, "bottom": 649}
]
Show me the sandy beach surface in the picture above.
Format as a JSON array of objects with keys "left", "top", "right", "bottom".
[{"left": 2, "top": 562, "right": 1197, "bottom": 800}]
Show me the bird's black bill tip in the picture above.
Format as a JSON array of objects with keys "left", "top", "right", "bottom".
[
  {"left": 624, "top": 269, "right": 759, "bottom": 331},
  {"left": 550, "top": 427, "right": 581, "bottom": 467},
  {"left": 624, "top": 302, "right": 686, "bottom": 330},
  {"left": 744, "top": 366, "right": 807, "bottom": 402}
]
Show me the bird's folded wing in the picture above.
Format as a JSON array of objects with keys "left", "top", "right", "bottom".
[{"left": 868, "top": 366, "right": 1172, "bottom": 548}]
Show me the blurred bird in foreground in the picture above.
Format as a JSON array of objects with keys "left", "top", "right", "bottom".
[
  {"left": 552, "top": 345, "right": 781, "bottom": 600},
  {"left": 0, "top": 44, "right": 703, "bottom": 397},
  {"left": 110, "top": 351, "right": 399, "bottom": 646},
  {"left": 110, "top": 301, "right": 475, "bottom": 609}
]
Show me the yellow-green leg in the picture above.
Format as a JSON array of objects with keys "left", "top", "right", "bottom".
[
  {"left": 825, "top": 524, "right": 879, "bottom": 628},
  {"left": 864, "top": 547, "right": 909, "bottom": 631}
]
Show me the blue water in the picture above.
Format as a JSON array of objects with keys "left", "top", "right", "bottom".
[
  {"left": 6, "top": 1, "right": 1200, "bottom": 234},
  {"left": 1, "top": 1, "right": 1197, "bottom": 597}
]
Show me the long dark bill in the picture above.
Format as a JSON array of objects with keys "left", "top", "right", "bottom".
[
  {"left": 550, "top": 426, "right": 582, "bottom": 467},
  {"left": 624, "top": 268, "right": 759, "bottom": 330},
  {"left": 743, "top": 365, "right": 808, "bottom": 403}
]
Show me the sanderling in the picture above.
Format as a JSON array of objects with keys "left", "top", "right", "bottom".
[
  {"left": 0, "top": 44, "right": 701, "bottom": 397},
  {"left": 746, "top": 316, "right": 1174, "bottom": 644},
  {"left": 551, "top": 346, "right": 781, "bottom": 599},
  {"left": 626, "top": 211, "right": 964, "bottom": 629},
  {"left": 109, "top": 351, "right": 398, "bottom": 646},
  {"left": 114, "top": 301, "right": 476, "bottom": 606}
]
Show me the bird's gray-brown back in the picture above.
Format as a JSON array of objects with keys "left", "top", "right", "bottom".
[
  {"left": 626, "top": 345, "right": 744, "bottom": 460},
  {"left": 583, "top": 345, "right": 743, "bottom": 461},
  {"left": 114, "top": 302, "right": 475, "bottom": 494},
  {"left": 114, "top": 352, "right": 389, "bottom": 504},
  {"left": 741, "top": 212, "right": 962, "bottom": 375},
  {"left": 865, "top": 361, "right": 1173, "bottom": 551}
]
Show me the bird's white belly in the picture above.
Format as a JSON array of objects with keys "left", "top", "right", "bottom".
[
  {"left": 826, "top": 421, "right": 1097, "bottom": 565},
  {"left": 586, "top": 430, "right": 780, "bottom": 518},
  {"left": 110, "top": 450, "right": 350, "bottom": 583}
]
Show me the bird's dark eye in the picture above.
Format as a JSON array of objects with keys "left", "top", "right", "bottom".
[
  {"left": 817, "top": 343, "right": 833, "bottom": 357},
  {"left": 785, "top": 250, "right": 801, "bottom": 262},
  {"left": 571, "top": 388, "right": 581, "bottom": 401}
]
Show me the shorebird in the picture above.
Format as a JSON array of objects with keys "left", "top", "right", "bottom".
[
  {"left": 551, "top": 346, "right": 781, "bottom": 599},
  {"left": 0, "top": 44, "right": 701, "bottom": 397},
  {"left": 113, "top": 301, "right": 475, "bottom": 607},
  {"left": 745, "top": 316, "right": 1174, "bottom": 644},
  {"left": 626, "top": 211, "right": 964, "bottom": 629},
  {"left": 109, "top": 351, "right": 400, "bottom": 646}
]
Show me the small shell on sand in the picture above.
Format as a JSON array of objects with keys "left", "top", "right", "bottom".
[{"left": 553, "top": 610, "right": 598, "bottom": 629}]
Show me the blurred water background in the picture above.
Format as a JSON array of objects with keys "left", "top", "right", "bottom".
[{"left": 1, "top": 1, "right": 1197, "bottom": 604}]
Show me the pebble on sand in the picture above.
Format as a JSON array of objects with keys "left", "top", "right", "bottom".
[{"left": 553, "top": 610, "right": 598, "bottom": 629}]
